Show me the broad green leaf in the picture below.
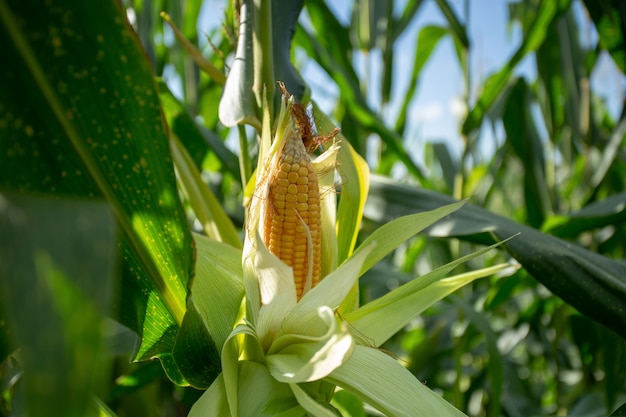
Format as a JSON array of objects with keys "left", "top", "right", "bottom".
[
  {"left": 0, "top": 0, "right": 194, "bottom": 362},
  {"left": 609, "top": 402, "right": 626, "bottom": 417},
  {"left": 582, "top": 0, "right": 626, "bottom": 73},
  {"left": 462, "top": 0, "right": 571, "bottom": 134},
  {"left": 366, "top": 175, "right": 626, "bottom": 339},
  {"left": 0, "top": 194, "right": 116, "bottom": 417},
  {"left": 271, "top": 0, "right": 307, "bottom": 102},
  {"left": 221, "top": 325, "right": 265, "bottom": 417},
  {"left": 354, "top": 201, "right": 465, "bottom": 277},
  {"left": 192, "top": 233, "right": 244, "bottom": 349},
  {"left": 543, "top": 191, "right": 626, "bottom": 237},
  {"left": 172, "top": 301, "right": 222, "bottom": 389},
  {"left": 236, "top": 361, "right": 303, "bottom": 416},
  {"left": 326, "top": 345, "right": 467, "bottom": 417}
]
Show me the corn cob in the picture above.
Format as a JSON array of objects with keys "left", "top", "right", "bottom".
[{"left": 264, "top": 104, "right": 321, "bottom": 299}]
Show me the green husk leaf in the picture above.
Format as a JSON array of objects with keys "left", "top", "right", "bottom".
[
  {"left": 267, "top": 307, "right": 354, "bottom": 382},
  {"left": 188, "top": 373, "right": 230, "bottom": 416},
  {"left": 219, "top": 0, "right": 260, "bottom": 128},
  {"left": 290, "top": 383, "right": 338, "bottom": 417},
  {"left": 347, "top": 260, "right": 513, "bottom": 347},
  {"left": 326, "top": 345, "right": 467, "bottom": 417},
  {"left": 280, "top": 243, "right": 374, "bottom": 337},
  {"left": 353, "top": 201, "right": 465, "bottom": 277}
]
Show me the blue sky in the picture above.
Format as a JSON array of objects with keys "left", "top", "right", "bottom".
[
  {"left": 306, "top": 0, "right": 624, "bottom": 164},
  {"left": 192, "top": 0, "right": 625, "bottom": 164}
]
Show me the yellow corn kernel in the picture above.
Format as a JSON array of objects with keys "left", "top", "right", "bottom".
[{"left": 264, "top": 118, "right": 321, "bottom": 299}]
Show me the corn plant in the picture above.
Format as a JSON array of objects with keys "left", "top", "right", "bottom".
[{"left": 2, "top": 0, "right": 626, "bottom": 416}]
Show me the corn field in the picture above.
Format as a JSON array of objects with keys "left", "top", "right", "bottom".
[{"left": 1, "top": 0, "right": 626, "bottom": 416}]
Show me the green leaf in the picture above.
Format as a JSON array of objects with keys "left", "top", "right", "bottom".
[
  {"left": 331, "top": 389, "right": 366, "bottom": 417},
  {"left": 347, "top": 253, "right": 511, "bottom": 347},
  {"left": 191, "top": 233, "right": 244, "bottom": 350},
  {"left": 157, "top": 79, "right": 239, "bottom": 176},
  {"left": 543, "top": 191, "right": 626, "bottom": 237},
  {"left": 170, "top": 131, "right": 242, "bottom": 248},
  {"left": 366, "top": 175, "right": 626, "bottom": 339},
  {"left": 433, "top": 0, "right": 469, "bottom": 49},
  {"left": 354, "top": 201, "right": 465, "bottom": 277},
  {"left": 267, "top": 308, "right": 354, "bottom": 383},
  {"left": 280, "top": 244, "right": 374, "bottom": 338},
  {"left": 326, "top": 345, "right": 467, "bottom": 417},
  {"left": 609, "top": 403, "right": 626, "bottom": 417},
  {"left": 271, "top": 0, "right": 307, "bottom": 101},
  {"left": 188, "top": 373, "right": 230, "bottom": 416},
  {"left": 290, "top": 383, "right": 337, "bottom": 417},
  {"left": 0, "top": 194, "right": 116, "bottom": 417},
  {"left": 0, "top": 0, "right": 194, "bottom": 361},
  {"left": 502, "top": 77, "right": 551, "bottom": 227},
  {"left": 462, "top": 0, "right": 571, "bottom": 134},
  {"left": 582, "top": 0, "right": 626, "bottom": 73},
  {"left": 312, "top": 105, "right": 370, "bottom": 266},
  {"left": 172, "top": 301, "right": 222, "bottom": 389}
]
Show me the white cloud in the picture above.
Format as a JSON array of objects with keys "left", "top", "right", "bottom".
[
  {"left": 411, "top": 101, "right": 443, "bottom": 122},
  {"left": 448, "top": 97, "right": 467, "bottom": 119}
]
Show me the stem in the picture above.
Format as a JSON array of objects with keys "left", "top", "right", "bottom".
[{"left": 238, "top": 125, "right": 252, "bottom": 190}]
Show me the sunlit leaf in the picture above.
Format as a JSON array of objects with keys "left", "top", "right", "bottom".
[
  {"left": 354, "top": 201, "right": 465, "bottom": 276},
  {"left": 326, "top": 345, "right": 468, "bottom": 417},
  {"left": 0, "top": 0, "right": 194, "bottom": 365},
  {"left": 366, "top": 175, "right": 626, "bottom": 339}
]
